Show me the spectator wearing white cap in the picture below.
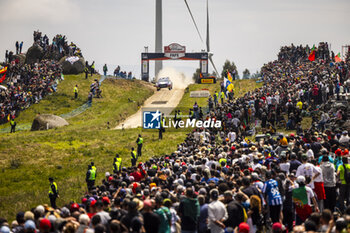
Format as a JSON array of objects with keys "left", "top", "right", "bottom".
[{"left": 339, "top": 131, "right": 350, "bottom": 147}]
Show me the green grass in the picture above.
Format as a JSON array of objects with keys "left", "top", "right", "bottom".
[
  {"left": 0, "top": 74, "right": 100, "bottom": 127},
  {"left": 175, "top": 79, "right": 263, "bottom": 112},
  {"left": 0, "top": 77, "right": 262, "bottom": 220},
  {"left": 0, "top": 128, "right": 186, "bottom": 220},
  {"left": 0, "top": 75, "right": 159, "bottom": 219}
]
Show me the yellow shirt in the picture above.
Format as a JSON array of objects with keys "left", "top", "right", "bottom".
[{"left": 296, "top": 101, "right": 303, "bottom": 110}]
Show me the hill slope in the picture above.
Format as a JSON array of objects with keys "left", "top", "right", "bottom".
[{"left": 0, "top": 77, "right": 261, "bottom": 220}]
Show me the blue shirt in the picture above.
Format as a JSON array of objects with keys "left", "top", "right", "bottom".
[
  {"left": 262, "top": 179, "right": 282, "bottom": 206},
  {"left": 208, "top": 177, "right": 219, "bottom": 185},
  {"left": 318, "top": 155, "right": 334, "bottom": 164},
  {"left": 198, "top": 204, "right": 208, "bottom": 232}
]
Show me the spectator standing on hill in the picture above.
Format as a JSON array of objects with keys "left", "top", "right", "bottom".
[
  {"left": 88, "top": 92, "right": 93, "bottom": 106},
  {"left": 19, "top": 41, "right": 23, "bottom": 54},
  {"left": 113, "top": 154, "right": 122, "bottom": 173},
  {"left": 84, "top": 66, "right": 89, "bottom": 79},
  {"left": 48, "top": 177, "right": 58, "bottom": 209},
  {"left": 91, "top": 61, "right": 95, "bottom": 76},
  {"left": 103, "top": 64, "right": 108, "bottom": 76},
  {"left": 74, "top": 85, "right": 78, "bottom": 99},
  {"left": 136, "top": 134, "right": 143, "bottom": 158},
  {"left": 10, "top": 118, "right": 16, "bottom": 133},
  {"left": 15, "top": 41, "right": 19, "bottom": 54},
  {"left": 86, "top": 164, "right": 96, "bottom": 191},
  {"left": 131, "top": 147, "right": 137, "bottom": 166}
]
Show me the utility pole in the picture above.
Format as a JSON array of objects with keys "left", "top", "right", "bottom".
[{"left": 155, "top": 0, "right": 163, "bottom": 79}]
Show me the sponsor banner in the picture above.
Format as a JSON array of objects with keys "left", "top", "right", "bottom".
[
  {"left": 164, "top": 52, "right": 185, "bottom": 59},
  {"left": 190, "top": 90, "right": 211, "bottom": 98},
  {"left": 164, "top": 43, "right": 186, "bottom": 60},
  {"left": 200, "top": 78, "right": 214, "bottom": 84}
]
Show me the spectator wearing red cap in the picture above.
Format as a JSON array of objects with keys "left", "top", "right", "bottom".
[
  {"left": 102, "top": 197, "right": 111, "bottom": 212},
  {"left": 238, "top": 222, "right": 249, "bottom": 233},
  {"left": 272, "top": 222, "right": 283, "bottom": 233},
  {"left": 88, "top": 200, "right": 97, "bottom": 219},
  {"left": 70, "top": 203, "right": 80, "bottom": 213},
  {"left": 39, "top": 219, "right": 51, "bottom": 233}
]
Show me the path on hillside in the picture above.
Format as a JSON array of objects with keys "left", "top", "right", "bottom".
[{"left": 114, "top": 87, "right": 186, "bottom": 129}]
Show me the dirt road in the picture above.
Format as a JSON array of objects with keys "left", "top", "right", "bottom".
[{"left": 114, "top": 87, "right": 185, "bottom": 129}]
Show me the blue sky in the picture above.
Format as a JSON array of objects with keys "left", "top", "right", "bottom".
[{"left": 1, "top": 0, "right": 349, "bottom": 78}]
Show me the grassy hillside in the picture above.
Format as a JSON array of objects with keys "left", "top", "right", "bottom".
[
  {"left": 0, "top": 74, "right": 100, "bottom": 128},
  {"left": 0, "top": 75, "right": 160, "bottom": 219},
  {"left": 176, "top": 79, "right": 263, "bottom": 111},
  {"left": 0, "top": 77, "right": 261, "bottom": 220}
]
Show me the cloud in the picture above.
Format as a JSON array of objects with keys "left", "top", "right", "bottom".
[{"left": 0, "top": 0, "right": 80, "bottom": 24}]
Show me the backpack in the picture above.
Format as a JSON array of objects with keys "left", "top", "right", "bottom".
[{"left": 343, "top": 165, "right": 350, "bottom": 184}]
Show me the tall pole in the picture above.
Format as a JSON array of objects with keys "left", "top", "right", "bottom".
[{"left": 155, "top": 0, "right": 163, "bottom": 79}]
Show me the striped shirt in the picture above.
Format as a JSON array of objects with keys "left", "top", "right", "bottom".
[{"left": 262, "top": 179, "right": 282, "bottom": 206}]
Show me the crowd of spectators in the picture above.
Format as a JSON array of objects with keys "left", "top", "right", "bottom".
[
  {"left": 277, "top": 42, "right": 331, "bottom": 63},
  {"left": 1, "top": 43, "right": 350, "bottom": 233},
  {"left": 0, "top": 60, "right": 62, "bottom": 124},
  {"left": 33, "top": 30, "right": 82, "bottom": 58},
  {"left": 113, "top": 66, "right": 133, "bottom": 79},
  {"left": 0, "top": 31, "right": 88, "bottom": 124}
]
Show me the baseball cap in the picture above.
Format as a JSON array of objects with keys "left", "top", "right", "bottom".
[
  {"left": 238, "top": 222, "right": 250, "bottom": 233},
  {"left": 297, "top": 176, "right": 306, "bottom": 184},
  {"left": 39, "top": 218, "right": 51, "bottom": 230},
  {"left": 102, "top": 196, "right": 110, "bottom": 204},
  {"left": 90, "top": 200, "right": 97, "bottom": 207},
  {"left": 272, "top": 222, "right": 283, "bottom": 231},
  {"left": 70, "top": 203, "right": 79, "bottom": 211},
  {"left": 335, "top": 149, "right": 342, "bottom": 156}
]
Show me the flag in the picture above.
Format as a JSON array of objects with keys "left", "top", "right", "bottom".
[
  {"left": 224, "top": 77, "right": 234, "bottom": 92},
  {"left": 293, "top": 186, "right": 312, "bottom": 221},
  {"left": 335, "top": 53, "right": 342, "bottom": 63},
  {"left": 0, "top": 66, "right": 7, "bottom": 83},
  {"left": 225, "top": 71, "right": 234, "bottom": 92},
  {"left": 0, "top": 73, "right": 6, "bottom": 83},
  {"left": 227, "top": 70, "right": 233, "bottom": 82},
  {"left": 292, "top": 186, "right": 308, "bottom": 205},
  {"left": 308, "top": 45, "right": 316, "bottom": 61},
  {"left": 0, "top": 66, "right": 7, "bottom": 74}
]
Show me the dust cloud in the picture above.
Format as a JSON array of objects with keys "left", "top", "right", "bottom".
[{"left": 156, "top": 67, "right": 193, "bottom": 89}]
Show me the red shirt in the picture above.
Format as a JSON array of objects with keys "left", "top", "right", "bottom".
[{"left": 130, "top": 171, "right": 143, "bottom": 182}]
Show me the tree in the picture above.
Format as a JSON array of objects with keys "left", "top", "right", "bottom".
[
  {"left": 192, "top": 68, "right": 201, "bottom": 82},
  {"left": 242, "top": 68, "right": 251, "bottom": 79},
  {"left": 221, "top": 60, "right": 239, "bottom": 79}
]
